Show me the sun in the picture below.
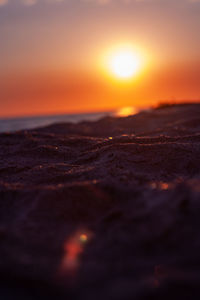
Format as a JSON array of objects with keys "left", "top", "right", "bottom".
[
  {"left": 100, "top": 44, "right": 148, "bottom": 81},
  {"left": 109, "top": 49, "right": 142, "bottom": 79}
]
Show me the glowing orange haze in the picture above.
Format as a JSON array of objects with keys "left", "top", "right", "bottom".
[
  {"left": 1, "top": 62, "right": 199, "bottom": 118},
  {"left": 0, "top": 0, "right": 199, "bottom": 117}
]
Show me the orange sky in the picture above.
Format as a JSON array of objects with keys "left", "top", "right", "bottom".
[{"left": 0, "top": 0, "right": 200, "bottom": 117}]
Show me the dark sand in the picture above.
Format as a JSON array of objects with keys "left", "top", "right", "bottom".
[{"left": 0, "top": 103, "right": 200, "bottom": 299}]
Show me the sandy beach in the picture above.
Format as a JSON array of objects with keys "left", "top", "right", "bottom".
[{"left": 0, "top": 103, "right": 200, "bottom": 299}]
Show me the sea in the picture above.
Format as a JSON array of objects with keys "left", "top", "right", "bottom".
[{"left": 0, "top": 111, "right": 114, "bottom": 133}]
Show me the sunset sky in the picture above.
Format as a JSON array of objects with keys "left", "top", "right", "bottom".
[{"left": 0, "top": 0, "right": 200, "bottom": 117}]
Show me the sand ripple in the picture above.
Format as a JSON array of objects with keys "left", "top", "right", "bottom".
[{"left": 0, "top": 104, "right": 200, "bottom": 299}]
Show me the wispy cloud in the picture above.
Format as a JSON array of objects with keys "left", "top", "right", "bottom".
[
  {"left": 83, "top": 0, "right": 200, "bottom": 3},
  {"left": 82, "top": 0, "right": 200, "bottom": 3},
  {"left": 21, "top": 0, "right": 64, "bottom": 5},
  {"left": 82, "top": 0, "right": 111, "bottom": 5},
  {"left": 0, "top": 0, "right": 200, "bottom": 8},
  {"left": 0, "top": 0, "right": 8, "bottom": 6},
  {"left": 21, "top": 0, "right": 38, "bottom": 5}
]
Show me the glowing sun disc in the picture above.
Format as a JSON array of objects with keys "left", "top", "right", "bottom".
[{"left": 109, "top": 50, "right": 141, "bottom": 79}]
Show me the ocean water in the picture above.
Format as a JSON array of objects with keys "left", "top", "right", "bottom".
[{"left": 0, "top": 111, "right": 113, "bottom": 133}]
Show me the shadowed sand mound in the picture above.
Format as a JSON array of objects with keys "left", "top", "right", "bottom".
[{"left": 0, "top": 103, "right": 200, "bottom": 299}]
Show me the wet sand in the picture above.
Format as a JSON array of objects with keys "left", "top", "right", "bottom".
[{"left": 0, "top": 103, "right": 200, "bottom": 299}]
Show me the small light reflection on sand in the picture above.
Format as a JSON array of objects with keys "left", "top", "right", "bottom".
[
  {"left": 150, "top": 181, "right": 172, "bottom": 190},
  {"left": 115, "top": 106, "right": 138, "bottom": 117},
  {"left": 79, "top": 234, "right": 88, "bottom": 243},
  {"left": 58, "top": 229, "right": 92, "bottom": 284}
]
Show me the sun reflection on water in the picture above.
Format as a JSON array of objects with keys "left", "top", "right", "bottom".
[{"left": 115, "top": 106, "right": 138, "bottom": 117}]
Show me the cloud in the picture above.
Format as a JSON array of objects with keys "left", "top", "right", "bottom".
[
  {"left": 45, "top": 0, "right": 64, "bottom": 2},
  {"left": 21, "top": 0, "right": 38, "bottom": 5},
  {"left": 0, "top": 0, "right": 8, "bottom": 6},
  {"left": 82, "top": 0, "right": 111, "bottom": 4},
  {"left": 82, "top": 0, "right": 200, "bottom": 4},
  {"left": 20, "top": 0, "right": 64, "bottom": 5},
  {"left": 1, "top": 0, "right": 200, "bottom": 8}
]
